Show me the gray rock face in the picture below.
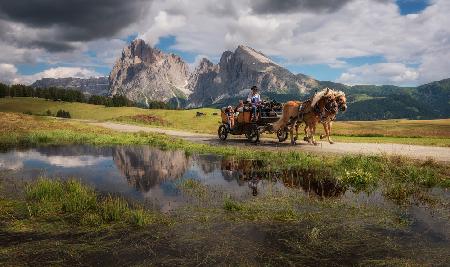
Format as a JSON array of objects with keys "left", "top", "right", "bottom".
[
  {"left": 188, "top": 45, "right": 319, "bottom": 106},
  {"left": 109, "top": 39, "right": 191, "bottom": 106},
  {"left": 32, "top": 77, "right": 109, "bottom": 96},
  {"left": 110, "top": 40, "right": 319, "bottom": 106}
]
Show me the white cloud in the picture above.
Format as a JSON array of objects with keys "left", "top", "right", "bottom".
[
  {"left": 0, "top": 151, "right": 109, "bottom": 170},
  {"left": 133, "top": 0, "right": 450, "bottom": 85},
  {"left": 337, "top": 63, "right": 419, "bottom": 85},
  {"left": 140, "top": 11, "right": 187, "bottom": 46},
  {"left": 0, "top": 63, "right": 20, "bottom": 84},
  {"left": 1, "top": 0, "right": 449, "bottom": 86}
]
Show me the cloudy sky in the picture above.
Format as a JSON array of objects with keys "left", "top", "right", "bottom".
[{"left": 0, "top": 0, "right": 448, "bottom": 86}]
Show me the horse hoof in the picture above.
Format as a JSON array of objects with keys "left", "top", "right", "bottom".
[
  {"left": 291, "top": 140, "right": 297, "bottom": 145},
  {"left": 303, "top": 137, "right": 309, "bottom": 141},
  {"left": 320, "top": 134, "right": 325, "bottom": 140},
  {"left": 329, "top": 141, "right": 334, "bottom": 144},
  {"left": 313, "top": 142, "right": 318, "bottom": 146}
]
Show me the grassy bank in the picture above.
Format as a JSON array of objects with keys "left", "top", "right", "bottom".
[
  {"left": 1, "top": 97, "right": 450, "bottom": 146},
  {"left": 1, "top": 112, "right": 449, "bottom": 192}
]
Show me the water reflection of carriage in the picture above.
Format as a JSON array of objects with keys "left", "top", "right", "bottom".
[
  {"left": 218, "top": 101, "right": 289, "bottom": 143},
  {"left": 220, "top": 158, "right": 345, "bottom": 198}
]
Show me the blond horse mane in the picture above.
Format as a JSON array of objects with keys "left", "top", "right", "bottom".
[
  {"left": 311, "top": 87, "right": 331, "bottom": 107},
  {"left": 311, "top": 88, "right": 346, "bottom": 107},
  {"left": 333, "top": 90, "right": 345, "bottom": 98}
]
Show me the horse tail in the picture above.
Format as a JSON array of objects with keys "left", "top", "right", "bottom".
[{"left": 272, "top": 101, "right": 297, "bottom": 131}]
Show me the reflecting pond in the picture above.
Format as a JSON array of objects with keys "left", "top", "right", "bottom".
[{"left": 0, "top": 144, "right": 449, "bottom": 242}]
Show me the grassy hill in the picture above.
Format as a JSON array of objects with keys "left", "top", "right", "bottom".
[
  {"left": 0, "top": 97, "right": 219, "bottom": 134},
  {"left": 213, "top": 79, "right": 450, "bottom": 121},
  {"left": 320, "top": 79, "right": 450, "bottom": 120}
]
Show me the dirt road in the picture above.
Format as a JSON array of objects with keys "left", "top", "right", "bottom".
[{"left": 91, "top": 121, "right": 450, "bottom": 163}]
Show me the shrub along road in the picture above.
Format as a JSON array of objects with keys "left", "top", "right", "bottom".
[{"left": 91, "top": 121, "right": 450, "bottom": 163}]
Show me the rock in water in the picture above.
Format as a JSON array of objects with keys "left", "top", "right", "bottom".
[{"left": 109, "top": 39, "right": 191, "bottom": 106}]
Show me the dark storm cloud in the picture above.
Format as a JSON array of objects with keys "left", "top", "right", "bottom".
[
  {"left": 249, "top": 0, "right": 355, "bottom": 14},
  {"left": 30, "top": 41, "right": 76, "bottom": 52},
  {"left": 0, "top": 0, "right": 151, "bottom": 51}
]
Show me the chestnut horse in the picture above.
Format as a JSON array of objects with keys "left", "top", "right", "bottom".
[
  {"left": 272, "top": 88, "right": 338, "bottom": 144},
  {"left": 297, "top": 89, "right": 347, "bottom": 145},
  {"left": 318, "top": 91, "right": 347, "bottom": 144}
]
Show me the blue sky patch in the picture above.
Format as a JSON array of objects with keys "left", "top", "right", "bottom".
[
  {"left": 155, "top": 35, "right": 197, "bottom": 63},
  {"left": 396, "top": 0, "right": 430, "bottom": 15},
  {"left": 17, "top": 63, "right": 51, "bottom": 75}
]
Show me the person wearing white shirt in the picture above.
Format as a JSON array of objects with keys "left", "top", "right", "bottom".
[{"left": 247, "top": 86, "right": 261, "bottom": 121}]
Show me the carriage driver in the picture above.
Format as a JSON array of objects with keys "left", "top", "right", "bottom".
[{"left": 247, "top": 86, "right": 261, "bottom": 121}]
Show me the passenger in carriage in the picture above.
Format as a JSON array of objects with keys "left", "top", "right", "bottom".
[
  {"left": 235, "top": 100, "right": 244, "bottom": 116},
  {"left": 247, "top": 86, "right": 261, "bottom": 122},
  {"left": 225, "top": 105, "right": 235, "bottom": 129}
]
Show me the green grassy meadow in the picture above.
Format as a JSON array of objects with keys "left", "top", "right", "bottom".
[{"left": 1, "top": 97, "right": 450, "bottom": 147}]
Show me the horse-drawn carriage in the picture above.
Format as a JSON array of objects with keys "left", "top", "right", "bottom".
[
  {"left": 218, "top": 101, "right": 289, "bottom": 143},
  {"left": 217, "top": 88, "right": 348, "bottom": 145}
]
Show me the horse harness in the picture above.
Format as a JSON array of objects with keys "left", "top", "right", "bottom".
[{"left": 296, "top": 98, "right": 336, "bottom": 124}]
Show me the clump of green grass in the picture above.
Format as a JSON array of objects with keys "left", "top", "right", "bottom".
[
  {"left": 62, "top": 180, "right": 96, "bottom": 213},
  {"left": 100, "top": 196, "right": 129, "bottom": 222},
  {"left": 223, "top": 197, "right": 243, "bottom": 212},
  {"left": 25, "top": 178, "right": 161, "bottom": 227},
  {"left": 339, "top": 167, "right": 377, "bottom": 192},
  {"left": 129, "top": 208, "right": 156, "bottom": 227},
  {"left": 223, "top": 196, "right": 300, "bottom": 222}
]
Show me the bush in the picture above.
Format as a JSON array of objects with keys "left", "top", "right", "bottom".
[{"left": 56, "top": 109, "right": 71, "bottom": 118}]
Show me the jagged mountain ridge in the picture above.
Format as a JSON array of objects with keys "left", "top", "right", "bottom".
[
  {"left": 188, "top": 45, "right": 319, "bottom": 106},
  {"left": 108, "top": 39, "right": 319, "bottom": 106},
  {"left": 32, "top": 77, "right": 109, "bottom": 96}
]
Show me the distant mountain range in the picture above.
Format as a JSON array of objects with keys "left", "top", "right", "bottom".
[
  {"left": 31, "top": 39, "right": 450, "bottom": 120},
  {"left": 32, "top": 77, "right": 109, "bottom": 96}
]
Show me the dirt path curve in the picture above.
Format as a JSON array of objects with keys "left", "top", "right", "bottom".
[{"left": 90, "top": 121, "right": 450, "bottom": 163}]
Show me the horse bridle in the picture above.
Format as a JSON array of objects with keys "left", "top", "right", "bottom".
[{"left": 324, "top": 97, "right": 338, "bottom": 114}]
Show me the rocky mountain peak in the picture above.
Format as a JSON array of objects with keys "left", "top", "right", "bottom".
[
  {"left": 109, "top": 40, "right": 319, "bottom": 107},
  {"left": 122, "top": 39, "right": 164, "bottom": 65},
  {"left": 234, "top": 45, "right": 277, "bottom": 65},
  {"left": 197, "top": 58, "right": 215, "bottom": 70},
  {"left": 109, "top": 39, "right": 191, "bottom": 106},
  {"left": 188, "top": 45, "right": 319, "bottom": 106}
]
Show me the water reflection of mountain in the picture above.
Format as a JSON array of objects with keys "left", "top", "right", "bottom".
[
  {"left": 192, "top": 154, "right": 222, "bottom": 174},
  {"left": 113, "top": 146, "right": 189, "bottom": 192},
  {"left": 220, "top": 159, "right": 345, "bottom": 197}
]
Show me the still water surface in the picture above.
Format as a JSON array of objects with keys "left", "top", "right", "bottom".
[{"left": 0, "top": 145, "right": 449, "bottom": 242}]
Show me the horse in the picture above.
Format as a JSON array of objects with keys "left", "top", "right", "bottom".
[
  {"left": 295, "top": 89, "right": 347, "bottom": 145},
  {"left": 317, "top": 90, "right": 347, "bottom": 144},
  {"left": 272, "top": 88, "right": 338, "bottom": 144}
]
